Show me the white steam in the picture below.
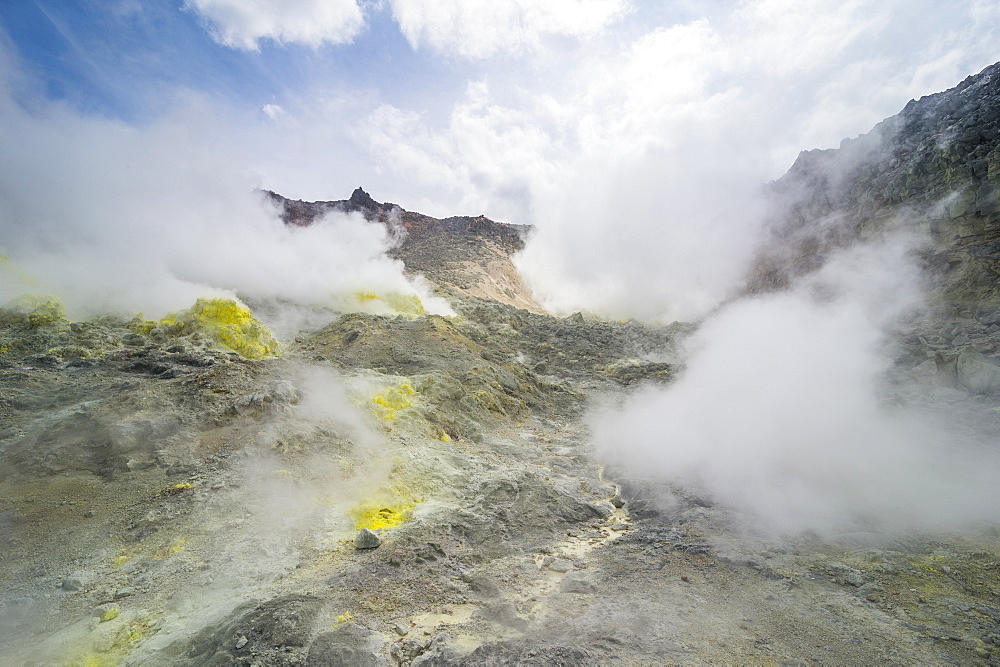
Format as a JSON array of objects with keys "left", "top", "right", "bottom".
[
  {"left": 594, "top": 239, "right": 1000, "bottom": 534},
  {"left": 0, "top": 79, "right": 448, "bottom": 327}
]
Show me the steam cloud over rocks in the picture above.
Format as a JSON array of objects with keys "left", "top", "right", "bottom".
[
  {"left": 593, "top": 239, "right": 1000, "bottom": 534},
  {"left": 0, "top": 77, "right": 446, "bottom": 326}
]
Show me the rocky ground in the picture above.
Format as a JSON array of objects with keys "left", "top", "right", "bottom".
[{"left": 1, "top": 288, "right": 999, "bottom": 666}]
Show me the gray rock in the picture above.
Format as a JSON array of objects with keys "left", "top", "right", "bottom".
[
  {"left": 355, "top": 528, "right": 381, "bottom": 549},
  {"left": 466, "top": 641, "right": 595, "bottom": 664},
  {"left": 587, "top": 501, "right": 616, "bottom": 519},
  {"left": 547, "top": 558, "right": 574, "bottom": 573},
  {"left": 976, "top": 308, "right": 1000, "bottom": 326},
  {"left": 391, "top": 637, "right": 431, "bottom": 664},
  {"left": 164, "top": 594, "right": 323, "bottom": 663},
  {"left": 306, "top": 623, "right": 387, "bottom": 666},
  {"left": 956, "top": 349, "right": 1000, "bottom": 394},
  {"left": 827, "top": 562, "right": 867, "bottom": 587},
  {"left": 560, "top": 572, "right": 597, "bottom": 594},
  {"left": 411, "top": 633, "right": 459, "bottom": 666},
  {"left": 472, "top": 602, "right": 528, "bottom": 630},
  {"left": 234, "top": 380, "right": 302, "bottom": 417},
  {"left": 61, "top": 571, "right": 91, "bottom": 592},
  {"left": 462, "top": 573, "right": 502, "bottom": 600},
  {"left": 123, "top": 333, "right": 145, "bottom": 346}
]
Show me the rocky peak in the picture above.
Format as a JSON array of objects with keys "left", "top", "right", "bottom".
[
  {"left": 265, "top": 188, "right": 541, "bottom": 312},
  {"left": 348, "top": 187, "right": 378, "bottom": 211}
]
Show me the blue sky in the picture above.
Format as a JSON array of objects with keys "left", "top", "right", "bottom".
[
  {"left": 2, "top": 0, "right": 999, "bottom": 320},
  {"left": 2, "top": 0, "right": 455, "bottom": 122}
]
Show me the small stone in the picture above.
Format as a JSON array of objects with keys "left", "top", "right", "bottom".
[
  {"left": 99, "top": 607, "right": 119, "bottom": 623},
  {"left": 610, "top": 495, "right": 625, "bottom": 509},
  {"left": 827, "top": 562, "right": 867, "bottom": 587},
  {"left": 472, "top": 602, "right": 528, "bottom": 630},
  {"left": 84, "top": 510, "right": 95, "bottom": 518},
  {"left": 61, "top": 572, "right": 90, "bottom": 592},
  {"left": 560, "top": 572, "right": 597, "bottom": 594},
  {"left": 548, "top": 558, "right": 573, "bottom": 573},
  {"left": 394, "top": 622, "right": 410, "bottom": 636},
  {"left": 355, "top": 528, "right": 381, "bottom": 550},
  {"left": 235, "top": 635, "right": 248, "bottom": 649},
  {"left": 587, "top": 501, "right": 615, "bottom": 519}
]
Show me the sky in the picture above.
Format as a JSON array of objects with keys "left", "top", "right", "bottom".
[
  {"left": 3, "top": 1, "right": 997, "bottom": 212},
  {"left": 1, "top": 0, "right": 999, "bottom": 320}
]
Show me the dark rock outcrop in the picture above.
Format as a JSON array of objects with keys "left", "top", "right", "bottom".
[{"left": 752, "top": 61, "right": 1000, "bottom": 310}]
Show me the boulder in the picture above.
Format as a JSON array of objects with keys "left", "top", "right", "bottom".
[
  {"left": 955, "top": 349, "right": 1000, "bottom": 394},
  {"left": 306, "top": 624, "right": 386, "bottom": 666}
]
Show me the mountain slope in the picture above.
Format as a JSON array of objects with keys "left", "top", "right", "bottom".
[
  {"left": 266, "top": 188, "right": 542, "bottom": 313},
  {"left": 752, "top": 61, "right": 1000, "bottom": 311}
]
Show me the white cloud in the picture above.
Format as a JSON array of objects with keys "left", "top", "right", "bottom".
[
  {"left": 0, "top": 82, "right": 449, "bottom": 327},
  {"left": 355, "top": 81, "right": 562, "bottom": 221},
  {"left": 356, "top": 0, "right": 1000, "bottom": 322},
  {"left": 262, "top": 103, "right": 284, "bottom": 120},
  {"left": 388, "top": 0, "right": 626, "bottom": 58},
  {"left": 185, "top": 0, "right": 365, "bottom": 50}
]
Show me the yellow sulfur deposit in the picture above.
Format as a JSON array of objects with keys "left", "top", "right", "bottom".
[
  {"left": 370, "top": 381, "right": 415, "bottom": 421},
  {"left": 353, "top": 291, "right": 425, "bottom": 316},
  {"left": 349, "top": 489, "right": 419, "bottom": 531},
  {"left": 2, "top": 294, "right": 67, "bottom": 327},
  {"left": 381, "top": 292, "right": 425, "bottom": 316},
  {"left": 153, "top": 537, "right": 187, "bottom": 560},
  {"left": 162, "top": 297, "right": 279, "bottom": 359},
  {"left": 349, "top": 502, "right": 414, "bottom": 531},
  {"left": 64, "top": 617, "right": 157, "bottom": 666},
  {"left": 336, "top": 612, "right": 354, "bottom": 625}
]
